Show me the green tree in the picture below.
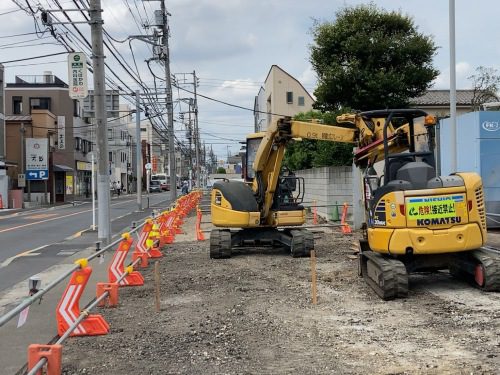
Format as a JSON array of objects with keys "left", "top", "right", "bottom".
[
  {"left": 216, "top": 167, "right": 227, "bottom": 174},
  {"left": 310, "top": 4, "right": 439, "bottom": 111},
  {"left": 283, "top": 110, "right": 353, "bottom": 170}
]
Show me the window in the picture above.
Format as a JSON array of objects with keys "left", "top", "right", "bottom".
[
  {"left": 73, "top": 100, "right": 80, "bottom": 117},
  {"left": 75, "top": 137, "right": 82, "bottom": 151},
  {"left": 13, "top": 96, "right": 22, "bottom": 114},
  {"left": 140, "top": 127, "right": 147, "bottom": 132},
  {"left": 298, "top": 96, "right": 305, "bottom": 106},
  {"left": 286, "top": 91, "right": 293, "bottom": 104},
  {"left": 30, "top": 97, "right": 51, "bottom": 111},
  {"left": 109, "top": 151, "right": 113, "bottom": 162},
  {"left": 108, "top": 128, "right": 114, "bottom": 140}
]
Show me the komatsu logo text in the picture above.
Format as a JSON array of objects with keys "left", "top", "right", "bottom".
[{"left": 416, "top": 217, "right": 461, "bottom": 226}]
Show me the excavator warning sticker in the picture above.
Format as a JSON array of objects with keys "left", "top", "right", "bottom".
[{"left": 406, "top": 195, "right": 466, "bottom": 225}]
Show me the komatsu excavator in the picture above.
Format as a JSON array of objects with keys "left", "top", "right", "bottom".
[{"left": 210, "top": 108, "right": 500, "bottom": 299}]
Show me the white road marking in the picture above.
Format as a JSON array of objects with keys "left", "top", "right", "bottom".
[{"left": 0, "top": 245, "right": 48, "bottom": 268}]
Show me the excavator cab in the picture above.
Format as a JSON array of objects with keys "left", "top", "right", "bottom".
[
  {"left": 272, "top": 168, "right": 305, "bottom": 211},
  {"left": 360, "top": 109, "right": 438, "bottom": 221}
]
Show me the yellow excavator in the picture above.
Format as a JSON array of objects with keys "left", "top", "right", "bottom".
[{"left": 210, "top": 109, "right": 500, "bottom": 299}]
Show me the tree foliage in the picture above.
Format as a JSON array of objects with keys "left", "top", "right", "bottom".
[
  {"left": 310, "top": 4, "right": 439, "bottom": 111},
  {"left": 283, "top": 110, "right": 354, "bottom": 170},
  {"left": 216, "top": 167, "right": 226, "bottom": 174},
  {"left": 468, "top": 66, "right": 500, "bottom": 110}
]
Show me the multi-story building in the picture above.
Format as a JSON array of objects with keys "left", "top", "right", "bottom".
[
  {"left": 0, "top": 64, "right": 5, "bottom": 160},
  {"left": 5, "top": 72, "right": 92, "bottom": 203},
  {"left": 107, "top": 104, "right": 133, "bottom": 192},
  {"left": 254, "top": 65, "right": 314, "bottom": 132}
]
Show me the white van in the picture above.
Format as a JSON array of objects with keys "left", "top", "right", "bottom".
[{"left": 151, "top": 173, "right": 169, "bottom": 191}]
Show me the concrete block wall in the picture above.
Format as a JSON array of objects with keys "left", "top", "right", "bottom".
[{"left": 295, "top": 166, "right": 353, "bottom": 222}]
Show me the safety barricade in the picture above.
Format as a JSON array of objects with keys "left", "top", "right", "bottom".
[
  {"left": 55, "top": 259, "right": 110, "bottom": 337},
  {"left": 133, "top": 218, "right": 163, "bottom": 258},
  {"left": 196, "top": 205, "right": 206, "bottom": 241},
  {"left": 0, "top": 192, "right": 202, "bottom": 375},
  {"left": 147, "top": 223, "right": 163, "bottom": 258},
  {"left": 312, "top": 200, "right": 318, "bottom": 225},
  {"left": 341, "top": 202, "right": 352, "bottom": 234},
  {"left": 107, "top": 233, "right": 144, "bottom": 286},
  {"left": 157, "top": 210, "right": 176, "bottom": 245}
]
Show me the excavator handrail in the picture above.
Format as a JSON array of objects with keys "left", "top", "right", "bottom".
[{"left": 359, "top": 108, "right": 428, "bottom": 119}]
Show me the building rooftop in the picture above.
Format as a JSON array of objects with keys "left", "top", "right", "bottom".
[
  {"left": 410, "top": 89, "right": 499, "bottom": 106},
  {"left": 6, "top": 74, "right": 68, "bottom": 88}
]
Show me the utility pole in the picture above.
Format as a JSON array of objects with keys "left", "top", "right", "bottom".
[
  {"left": 90, "top": 0, "right": 110, "bottom": 244},
  {"left": 135, "top": 90, "right": 142, "bottom": 211},
  {"left": 193, "top": 70, "right": 201, "bottom": 188},
  {"left": 160, "top": 0, "right": 176, "bottom": 200},
  {"left": 449, "top": 0, "right": 457, "bottom": 173}
]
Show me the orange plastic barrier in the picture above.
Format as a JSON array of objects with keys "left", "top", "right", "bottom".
[
  {"left": 313, "top": 200, "right": 318, "bottom": 225},
  {"left": 341, "top": 202, "right": 352, "bottom": 234},
  {"left": 95, "top": 282, "right": 119, "bottom": 308},
  {"left": 56, "top": 263, "right": 109, "bottom": 336},
  {"left": 27, "top": 344, "right": 62, "bottom": 375},
  {"left": 132, "top": 249, "right": 149, "bottom": 268},
  {"left": 108, "top": 233, "right": 144, "bottom": 286},
  {"left": 147, "top": 223, "right": 163, "bottom": 258},
  {"left": 157, "top": 211, "right": 175, "bottom": 246},
  {"left": 135, "top": 219, "right": 153, "bottom": 254},
  {"left": 196, "top": 205, "right": 205, "bottom": 241}
]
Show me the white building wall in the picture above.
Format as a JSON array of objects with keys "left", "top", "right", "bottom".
[
  {"left": 262, "top": 66, "right": 314, "bottom": 131},
  {"left": 295, "top": 166, "right": 353, "bottom": 222}
]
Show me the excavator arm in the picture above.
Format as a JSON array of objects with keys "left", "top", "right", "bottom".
[
  {"left": 252, "top": 117, "right": 358, "bottom": 220},
  {"left": 251, "top": 112, "right": 436, "bottom": 222}
]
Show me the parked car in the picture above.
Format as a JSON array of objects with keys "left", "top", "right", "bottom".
[
  {"left": 160, "top": 182, "right": 170, "bottom": 191},
  {"left": 149, "top": 180, "right": 162, "bottom": 193}
]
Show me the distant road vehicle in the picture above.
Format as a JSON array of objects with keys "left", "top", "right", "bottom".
[
  {"left": 151, "top": 173, "right": 170, "bottom": 191},
  {"left": 149, "top": 180, "right": 162, "bottom": 193}
]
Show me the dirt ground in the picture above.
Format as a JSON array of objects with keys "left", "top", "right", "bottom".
[{"left": 61, "top": 214, "right": 500, "bottom": 375}]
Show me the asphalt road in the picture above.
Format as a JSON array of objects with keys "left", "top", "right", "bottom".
[{"left": 0, "top": 192, "right": 173, "bottom": 292}]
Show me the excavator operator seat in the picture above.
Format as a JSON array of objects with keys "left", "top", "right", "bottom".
[
  {"left": 385, "top": 156, "right": 414, "bottom": 184},
  {"left": 395, "top": 161, "right": 436, "bottom": 190}
]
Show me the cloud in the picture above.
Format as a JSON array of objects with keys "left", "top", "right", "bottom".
[{"left": 432, "top": 61, "right": 473, "bottom": 89}]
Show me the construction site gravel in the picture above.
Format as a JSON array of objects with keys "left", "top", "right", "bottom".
[{"left": 61, "top": 215, "right": 500, "bottom": 375}]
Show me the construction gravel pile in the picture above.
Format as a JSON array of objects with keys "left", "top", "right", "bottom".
[{"left": 61, "top": 215, "right": 500, "bottom": 374}]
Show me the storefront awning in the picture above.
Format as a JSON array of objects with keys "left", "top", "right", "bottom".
[{"left": 53, "top": 164, "right": 74, "bottom": 172}]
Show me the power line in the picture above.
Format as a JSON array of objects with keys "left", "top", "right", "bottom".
[
  {"left": 0, "top": 31, "right": 38, "bottom": 38},
  {"left": 2, "top": 59, "right": 66, "bottom": 67},
  {"left": 0, "top": 51, "right": 68, "bottom": 64}
]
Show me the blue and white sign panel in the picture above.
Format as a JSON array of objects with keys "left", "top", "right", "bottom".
[{"left": 26, "top": 169, "right": 49, "bottom": 180}]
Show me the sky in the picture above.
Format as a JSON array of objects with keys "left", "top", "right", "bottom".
[{"left": 2, "top": 0, "right": 500, "bottom": 161}]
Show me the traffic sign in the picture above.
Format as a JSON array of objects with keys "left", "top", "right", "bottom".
[
  {"left": 25, "top": 170, "right": 49, "bottom": 180},
  {"left": 145, "top": 163, "right": 152, "bottom": 170},
  {"left": 68, "top": 52, "right": 88, "bottom": 99}
]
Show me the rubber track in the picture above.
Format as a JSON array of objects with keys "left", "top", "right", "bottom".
[
  {"left": 363, "top": 251, "right": 408, "bottom": 300},
  {"left": 289, "top": 230, "right": 305, "bottom": 258},
  {"left": 471, "top": 249, "right": 500, "bottom": 291},
  {"left": 303, "top": 230, "right": 314, "bottom": 256},
  {"left": 209, "top": 229, "right": 232, "bottom": 259}
]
